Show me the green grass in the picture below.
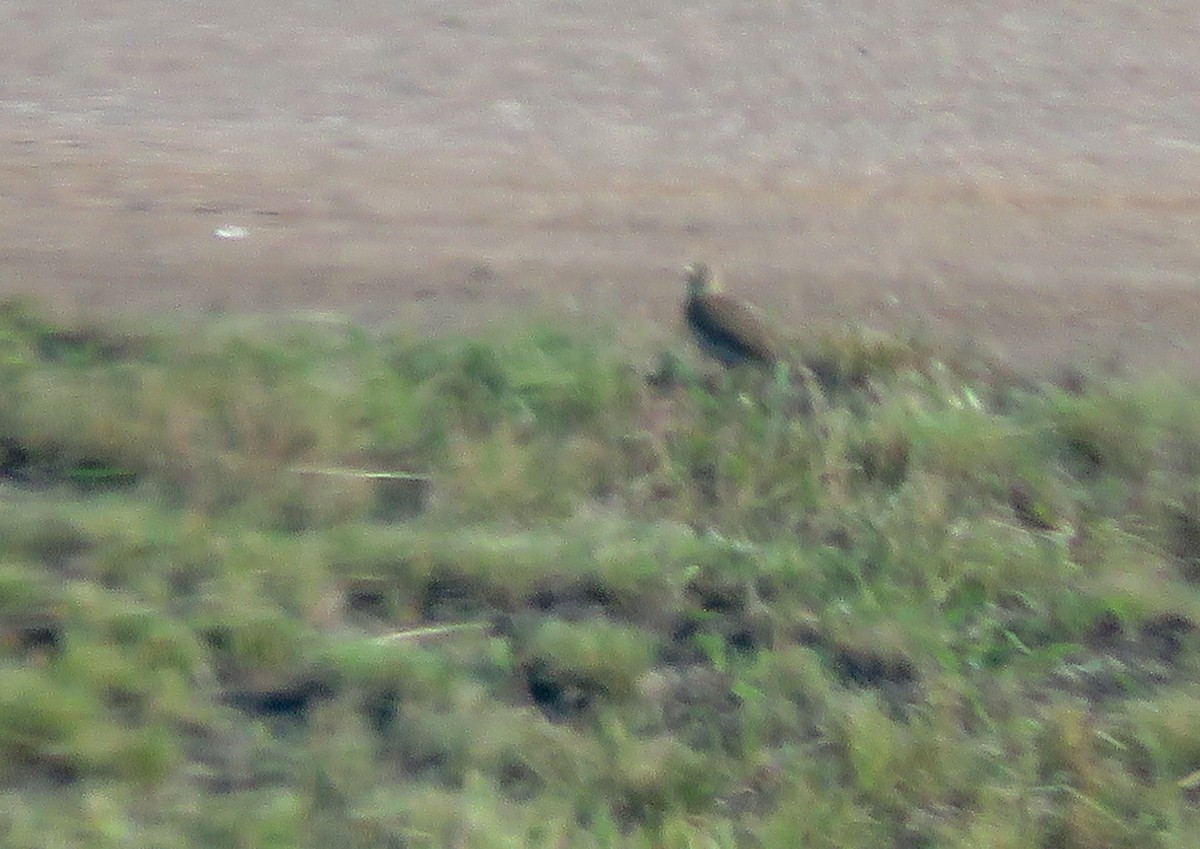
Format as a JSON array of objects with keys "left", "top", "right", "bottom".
[{"left": 2, "top": 298, "right": 1200, "bottom": 847}]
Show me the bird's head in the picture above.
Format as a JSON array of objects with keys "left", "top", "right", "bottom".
[{"left": 683, "top": 262, "right": 722, "bottom": 298}]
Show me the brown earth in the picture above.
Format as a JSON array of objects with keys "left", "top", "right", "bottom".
[{"left": 3, "top": 0, "right": 1200, "bottom": 376}]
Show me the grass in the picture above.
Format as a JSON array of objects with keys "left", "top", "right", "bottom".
[{"left": 2, "top": 297, "right": 1200, "bottom": 847}]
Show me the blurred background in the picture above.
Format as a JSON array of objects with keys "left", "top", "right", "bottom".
[{"left": 2, "top": 0, "right": 1200, "bottom": 374}]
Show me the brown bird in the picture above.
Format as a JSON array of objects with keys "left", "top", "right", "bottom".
[{"left": 683, "top": 262, "right": 779, "bottom": 368}]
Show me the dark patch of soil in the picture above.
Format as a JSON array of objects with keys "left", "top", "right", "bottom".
[{"left": 1050, "top": 611, "right": 1198, "bottom": 704}]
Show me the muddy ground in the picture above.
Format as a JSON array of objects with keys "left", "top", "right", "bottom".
[{"left": 3, "top": 0, "right": 1200, "bottom": 376}]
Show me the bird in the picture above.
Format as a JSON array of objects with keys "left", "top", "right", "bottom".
[{"left": 682, "top": 262, "right": 780, "bottom": 369}]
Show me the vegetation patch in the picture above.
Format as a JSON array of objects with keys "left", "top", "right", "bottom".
[{"left": 1, "top": 299, "right": 1200, "bottom": 847}]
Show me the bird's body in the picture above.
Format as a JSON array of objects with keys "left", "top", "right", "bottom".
[{"left": 683, "top": 263, "right": 779, "bottom": 368}]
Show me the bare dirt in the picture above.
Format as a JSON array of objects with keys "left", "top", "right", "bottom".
[{"left": 3, "top": 0, "right": 1200, "bottom": 376}]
